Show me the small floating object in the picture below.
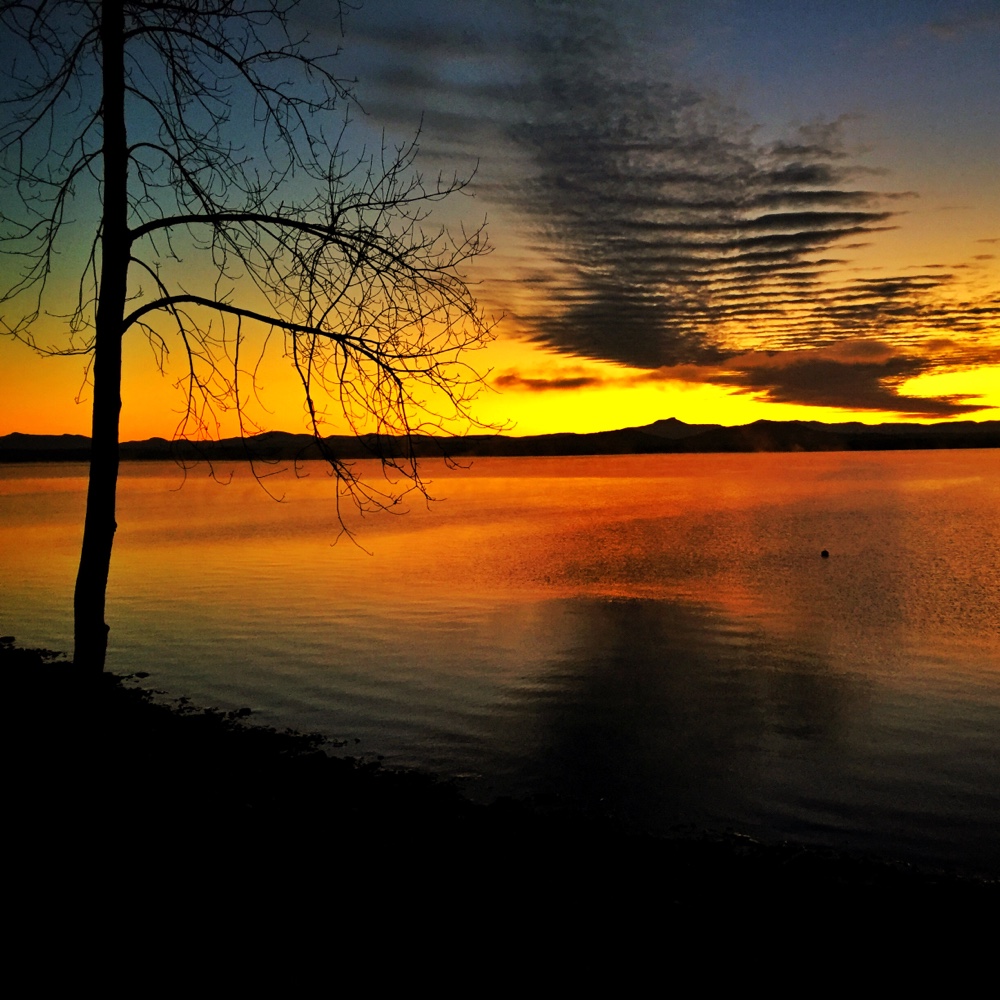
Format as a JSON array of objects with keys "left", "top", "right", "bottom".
[{"left": 821, "top": 549, "right": 829, "bottom": 558}]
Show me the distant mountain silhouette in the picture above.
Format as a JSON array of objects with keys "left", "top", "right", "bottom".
[
  {"left": 636, "top": 417, "right": 720, "bottom": 440},
  {"left": 2, "top": 418, "right": 998, "bottom": 463}
]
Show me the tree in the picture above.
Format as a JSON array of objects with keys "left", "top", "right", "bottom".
[{"left": 0, "top": 1, "right": 494, "bottom": 672}]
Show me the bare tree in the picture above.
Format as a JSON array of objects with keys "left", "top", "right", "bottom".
[{"left": 0, "top": 0, "right": 495, "bottom": 672}]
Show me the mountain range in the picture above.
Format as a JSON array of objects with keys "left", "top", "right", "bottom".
[{"left": 2, "top": 417, "right": 998, "bottom": 463}]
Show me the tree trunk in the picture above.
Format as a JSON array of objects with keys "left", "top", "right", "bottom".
[{"left": 74, "top": 0, "right": 128, "bottom": 673}]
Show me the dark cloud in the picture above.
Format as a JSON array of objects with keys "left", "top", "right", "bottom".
[
  {"left": 493, "top": 2, "right": 1000, "bottom": 410},
  {"left": 494, "top": 373, "right": 601, "bottom": 391},
  {"left": 714, "top": 348, "right": 990, "bottom": 417},
  {"left": 492, "top": 3, "right": 933, "bottom": 368},
  {"left": 330, "top": 0, "right": 530, "bottom": 144},
  {"left": 329, "top": 0, "right": 998, "bottom": 417},
  {"left": 497, "top": 335, "right": 1000, "bottom": 417},
  {"left": 927, "top": 9, "right": 1000, "bottom": 40}
]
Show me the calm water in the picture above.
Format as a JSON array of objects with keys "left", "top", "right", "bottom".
[{"left": 2, "top": 451, "right": 999, "bottom": 875}]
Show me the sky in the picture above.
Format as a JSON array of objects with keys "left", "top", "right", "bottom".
[{"left": 1, "top": 0, "right": 998, "bottom": 438}]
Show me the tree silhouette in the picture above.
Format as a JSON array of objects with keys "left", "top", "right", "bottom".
[{"left": 0, "top": 1, "right": 495, "bottom": 672}]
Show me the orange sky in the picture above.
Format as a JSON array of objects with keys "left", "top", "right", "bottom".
[{"left": 3, "top": 319, "right": 997, "bottom": 440}]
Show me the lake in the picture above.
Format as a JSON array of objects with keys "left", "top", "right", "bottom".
[{"left": 2, "top": 450, "right": 999, "bottom": 876}]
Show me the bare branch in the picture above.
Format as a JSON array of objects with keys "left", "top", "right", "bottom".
[{"left": 1, "top": 0, "right": 497, "bottom": 511}]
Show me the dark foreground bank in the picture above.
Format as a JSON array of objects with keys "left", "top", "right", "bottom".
[{"left": 5, "top": 637, "right": 994, "bottom": 929}]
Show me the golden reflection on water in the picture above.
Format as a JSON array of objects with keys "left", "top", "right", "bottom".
[
  {"left": 2, "top": 451, "right": 998, "bottom": 686},
  {"left": 306, "top": 451, "right": 999, "bottom": 681}
]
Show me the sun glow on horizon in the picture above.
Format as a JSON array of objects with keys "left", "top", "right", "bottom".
[{"left": 3, "top": 320, "right": 997, "bottom": 442}]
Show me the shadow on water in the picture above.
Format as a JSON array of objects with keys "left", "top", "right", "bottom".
[{"left": 499, "top": 594, "right": 1000, "bottom": 879}]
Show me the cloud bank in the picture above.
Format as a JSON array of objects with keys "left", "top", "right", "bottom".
[{"left": 336, "top": 0, "right": 999, "bottom": 417}]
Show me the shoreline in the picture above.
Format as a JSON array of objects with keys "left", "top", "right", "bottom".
[
  {"left": 3, "top": 418, "right": 999, "bottom": 465},
  {"left": 6, "top": 637, "right": 995, "bottom": 914}
]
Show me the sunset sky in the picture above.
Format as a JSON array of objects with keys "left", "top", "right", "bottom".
[{"left": 1, "top": 0, "right": 998, "bottom": 439}]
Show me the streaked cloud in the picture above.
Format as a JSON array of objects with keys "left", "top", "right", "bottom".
[
  {"left": 334, "top": 0, "right": 999, "bottom": 421},
  {"left": 494, "top": 373, "right": 602, "bottom": 392},
  {"left": 926, "top": 7, "right": 1000, "bottom": 40},
  {"left": 713, "top": 345, "right": 994, "bottom": 417}
]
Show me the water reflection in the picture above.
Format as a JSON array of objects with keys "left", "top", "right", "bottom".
[
  {"left": 499, "top": 595, "right": 868, "bottom": 830},
  {"left": 2, "top": 452, "right": 999, "bottom": 876},
  {"left": 500, "top": 594, "right": 998, "bottom": 875}
]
